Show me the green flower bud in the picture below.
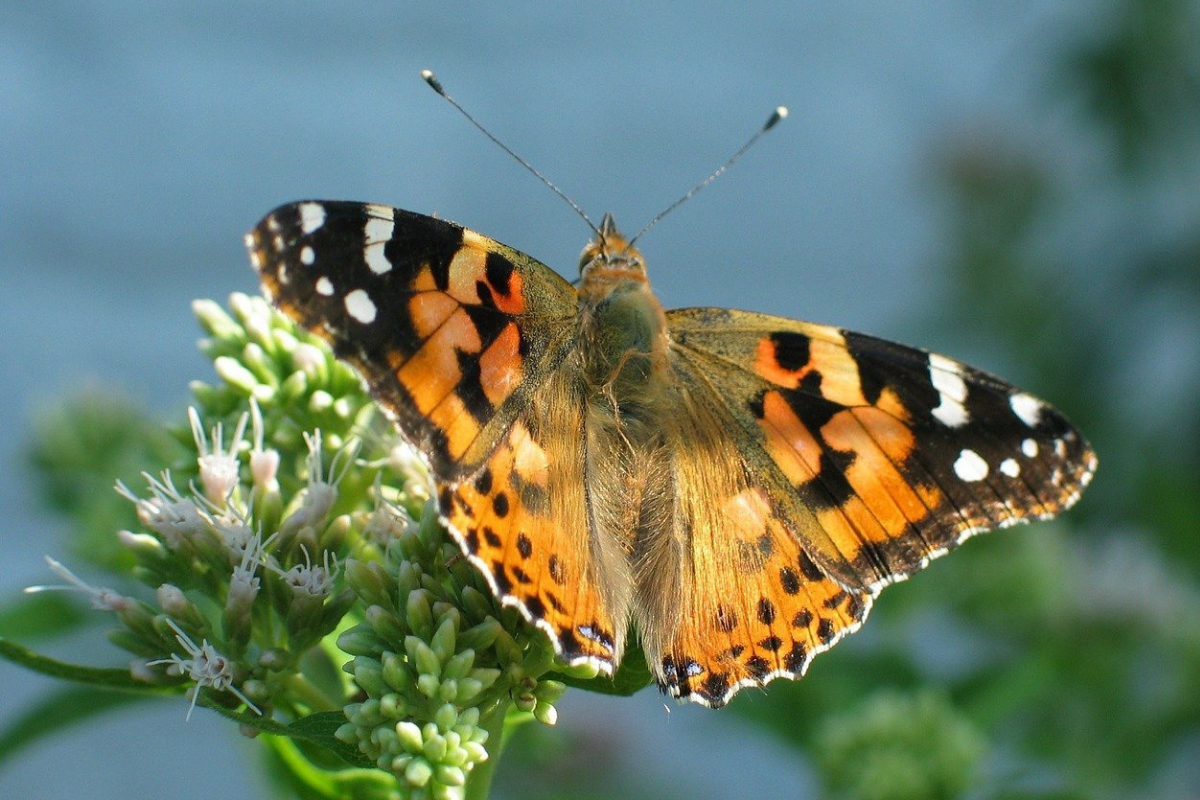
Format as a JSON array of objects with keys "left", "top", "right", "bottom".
[
  {"left": 366, "top": 604, "right": 406, "bottom": 643},
  {"left": 379, "top": 693, "right": 409, "bottom": 719},
  {"left": 441, "top": 649, "right": 475, "bottom": 681},
  {"left": 279, "top": 371, "right": 308, "bottom": 401},
  {"left": 404, "top": 757, "right": 433, "bottom": 787},
  {"left": 430, "top": 616, "right": 459, "bottom": 663},
  {"left": 338, "top": 627, "right": 384, "bottom": 657},
  {"left": 335, "top": 722, "right": 358, "bottom": 744},
  {"left": 381, "top": 651, "right": 414, "bottom": 693},
  {"left": 434, "top": 764, "right": 465, "bottom": 787},
  {"left": 533, "top": 701, "right": 558, "bottom": 726},
  {"left": 406, "top": 636, "right": 441, "bottom": 678},
  {"left": 345, "top": 560, "right": 396, "bottom": 611},
  {"left": 215, "top": 356, "right": 261, "bottom": 394},
  {"left": 395, "top": 721, "right": 424, "bottom": 752},
  {"left": 416, "top": 673, "right": 441, "bottom": 698},
  {"left": 351, "top": 656, "right": 387, "bottom": 697},
  {"left": 192, "top": 299, "right": 242, "bottom": 339},
  {"left": 406, "top": 591, "right": 435, "bottom": 641},
  {"left": 424, "top": 733, "right": 448, "bottom": 763}
]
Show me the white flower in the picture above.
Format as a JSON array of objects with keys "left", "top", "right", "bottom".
[
  {"left": 189, "top": 407, "right": 249, "bottom": 505},
  {"left": 273, "top": 545, "right": 338, "bottom": 599},
  {"left": 25, "top": 556, "right": 135, "bottom": 613},
  {"left": 362, "top": 482, "right": 415, "bottom": 543},
  {"left": 116, "top": 472, "right": 208, "bottom": 548},
  {"left": 228, "top": 530, "right": 270, "bottom": 610},
  {"left": 280, "top": 431, "right": 357, "bottom": 535},
  {"left": 247, "top": 398, "right": 280, "bottom": 493},
  {"left": 149, "top": 618, "right": 260, "bottom": 720}
]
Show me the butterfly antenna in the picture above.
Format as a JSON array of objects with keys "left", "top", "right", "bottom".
[
  {"left": 421, "top": 70, "right": 602, "bottom": 239},
  {"left": 628, "top": 105, "right": 788, "bottom": 247}
]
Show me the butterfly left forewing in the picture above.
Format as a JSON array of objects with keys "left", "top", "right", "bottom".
[{"left": 247, "top": 201, "right": 578, "bottom": 480}]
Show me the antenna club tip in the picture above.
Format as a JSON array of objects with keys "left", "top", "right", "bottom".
[
  {"left": 420, "top": 69, "right": 445, "bottom": 95},
  {"left": 765, "top": 105, "right": 789, "bottom": 130}
]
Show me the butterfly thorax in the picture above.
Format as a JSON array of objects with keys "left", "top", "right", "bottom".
[{"left": 576, "top": 215, "right": 671, "bottom": 415}]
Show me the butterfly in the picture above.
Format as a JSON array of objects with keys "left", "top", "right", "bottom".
[{"left": 246, "top": 200, "right": 1096, "bottom": 707}]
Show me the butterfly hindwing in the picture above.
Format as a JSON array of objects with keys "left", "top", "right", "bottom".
[
  {"left": 439, "top": 367, "right": 626, "bottom": 671},
  {"left": 635, "top": 377, "right": 873, "bottom": 707},
  {"left": 248, "top": 201, "right": 578, "bottom": 479},
  {"left": 667, "top": 307, "right": 1096, "bottom": 592}
]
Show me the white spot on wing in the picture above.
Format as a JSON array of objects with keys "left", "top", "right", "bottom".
[
  {"left": 999, "top": 458, "right": 1020, "bottom": 477},
  {"left": 954, "top": 449, "right": 989, "bottom": 482},
  {"left": 315, "top": 276, "right": 334, "bottom": 296},
  {"left": 1022, "top": 438, "right": 1038, "bottom": 458},
  {"left": 300, "top": 246, "right": 315, "bottom": 266},
  {"left": 1010, "top": 392, "right": 1043, "bottom": 428},
  {"left": 364, "top": 216, "right": 395, "bottom": 275},
  {"left": 298, "top": 202, "right": 326, "bottom": 234},
  {"left": 344, "top": 289, "right": 376, "bottom": 323},
  {"left": 929, "top": 353, "right": 970, "bottom": 427}
]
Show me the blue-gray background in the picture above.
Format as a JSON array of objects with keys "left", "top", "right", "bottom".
[{"left": 1, "top": 2, "right": 1175, "bottom": 798}]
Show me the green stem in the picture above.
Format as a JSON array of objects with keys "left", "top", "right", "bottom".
[
  {"left": 464, "top": 700, "right": 512, "bottom": 800},
  {"left": 286, "top": 673, "right": 341, "bottom": 712}
]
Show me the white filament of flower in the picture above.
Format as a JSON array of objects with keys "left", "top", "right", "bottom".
[{"left": 25, "top": 556, "right": 135, "bottom": 613}]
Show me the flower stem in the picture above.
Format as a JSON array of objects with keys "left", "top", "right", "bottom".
[{"left": 464, "top": 700, "right": 512, "bottom": 800}]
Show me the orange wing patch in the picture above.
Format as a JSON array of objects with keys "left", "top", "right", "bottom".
[{"left": 756, "top": 387, "right": 945, "bottom": 576}]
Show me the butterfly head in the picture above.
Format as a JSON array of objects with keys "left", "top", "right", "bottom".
[{"left": 579, "top": 213, "right": 648, "bottom": 285}]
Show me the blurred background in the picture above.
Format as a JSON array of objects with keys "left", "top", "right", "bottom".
[{"left": 2, "top": 1, "right": 1199, "bottom": 798}]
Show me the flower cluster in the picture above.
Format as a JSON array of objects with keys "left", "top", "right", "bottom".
[
  {"left": 337, "top": 501, "right": 569, "bottom": 797},
  {"left": 108, "top": 406, "right": 358, "bottom": 720},
  {"left": 26, "top": 294, "right": 575, "bottom": 799}
]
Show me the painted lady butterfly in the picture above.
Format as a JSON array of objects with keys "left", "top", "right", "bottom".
[{"left": 246, "top": 199, "right": 1095, "bottom": 707}]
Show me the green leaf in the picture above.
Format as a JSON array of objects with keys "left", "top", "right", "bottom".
[
  {"left": 203, "top": 706, "right": 372, "bottom": 769},
  {"left": 0, "top": 685, "right": 152, "bottom": 764},
  {"left": 550, "top": 637, "right": 653, "bottom": 698}
]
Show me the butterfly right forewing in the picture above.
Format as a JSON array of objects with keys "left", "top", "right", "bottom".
[{"left": 667, "top": 307, "right": 1097, "bottom": 592}]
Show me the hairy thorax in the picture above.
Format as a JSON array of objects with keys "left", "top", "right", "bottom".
[{"left": 578, "top": 275, "right": 672, "bottom": 418}]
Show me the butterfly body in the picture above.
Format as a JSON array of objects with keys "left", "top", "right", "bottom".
[{"left": 247, "top": 200, "right": 1096, "bottom": 707}]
